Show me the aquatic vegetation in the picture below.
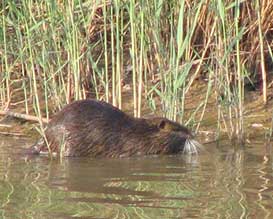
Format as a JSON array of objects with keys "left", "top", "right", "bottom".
[{"left": 0, "top": 0, "right": 272, "bottom": 140}]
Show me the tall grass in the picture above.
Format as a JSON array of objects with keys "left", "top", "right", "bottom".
[
  {"left": 234, "top": 0, "right": 244, "bottom": 140},
  {"left": 0, "top": 0, "right": 272, "bottom": 140}
]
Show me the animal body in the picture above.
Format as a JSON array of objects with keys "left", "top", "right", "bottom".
[{"left": 28, "top": 99, "right": 201, "bottom": 158}]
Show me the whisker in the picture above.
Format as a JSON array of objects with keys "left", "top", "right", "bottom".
[{"left": 183, "top": 139, "right": 203, "bottom": 154}]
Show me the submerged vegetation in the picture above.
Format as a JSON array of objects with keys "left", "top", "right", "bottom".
[{"left": 0, "top": 0, "right": 273, "bottom": 140}]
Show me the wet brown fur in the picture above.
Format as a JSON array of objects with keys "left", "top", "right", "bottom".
[{"left": 29, "top": 99, "right": 193, "bottom": 158}]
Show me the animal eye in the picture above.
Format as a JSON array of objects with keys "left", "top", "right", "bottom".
[{"left": 158, "top": 120, "right": 166, "bottom": 129}]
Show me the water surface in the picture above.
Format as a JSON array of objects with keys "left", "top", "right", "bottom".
[{"left": 0, "top": 136, "right": 272, "bottom": 219}]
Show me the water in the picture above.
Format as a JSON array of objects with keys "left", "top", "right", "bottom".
[{"left": 0, "top": 136, "right": 273, "bottom": 219}]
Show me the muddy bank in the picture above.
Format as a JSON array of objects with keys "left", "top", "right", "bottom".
[{"left": 0, "top": 85, "right": 272, "bottom": 147}]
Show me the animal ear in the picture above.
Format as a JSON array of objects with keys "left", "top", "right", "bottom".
[{"left": 158, "top": 120, "right": 166, "bottom": 129}]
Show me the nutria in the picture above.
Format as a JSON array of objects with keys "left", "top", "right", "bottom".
[{"left": 28, "top": 99, "right": 201, "bottom": 158}]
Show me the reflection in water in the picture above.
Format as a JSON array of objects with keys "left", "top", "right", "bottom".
[{"left": 0, "top": 137, "right": 272, "bottom": 219}]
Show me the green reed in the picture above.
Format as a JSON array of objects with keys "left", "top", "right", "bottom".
[
  {"left": 103, "top": 0, "right": 109, "bottom": 102},
  {"left": 212, "top": 0, "right": 246, "bottom": 140},
  {"left": 1, "top": 7, "right": 10, "bottom": 107},
  {"left": 268, "top": 43, "right": 273, "bottom": 140},
  {"left": 215, "top": 0, "right": 231, "bottom": 139},
  {"left": 256, "top": 0, "right": 267, "bottom": 104},
  {"left": 235, "top": 0, "right": 244, "bottom": 140},
  {"left": 148, "top": 0, "right": 206, "bottom": 123}
]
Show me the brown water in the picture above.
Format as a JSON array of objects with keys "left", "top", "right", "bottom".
[{"left": 0, "top": 136, "right": 273, "bottom": 219}]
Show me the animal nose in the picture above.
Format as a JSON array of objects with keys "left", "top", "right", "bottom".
[{"left": 188, "top": 132, "right": 195, "bottom": 138}]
